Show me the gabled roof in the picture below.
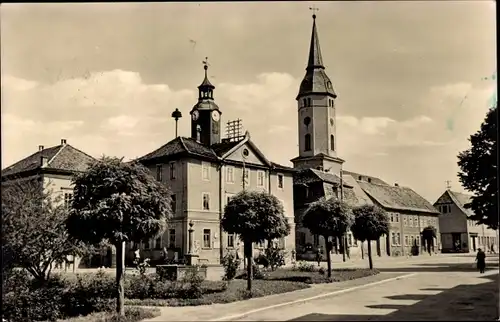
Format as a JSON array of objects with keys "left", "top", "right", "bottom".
[
  {"left": 343, "top": 170, "right": 389, "bottom": 186},
  {"left": 357, "top": 181, "right": 439, "bottom": 214},
  {"left": 2, "top": 143, "right": 95, "bottom": 179},
  {"left": 436, "top": 190, "right": 475, "bottom": 217},
  {"left": 137, "top": 136, "right": 218, "bottom": 163}
]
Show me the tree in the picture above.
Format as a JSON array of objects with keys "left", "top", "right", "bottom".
[
  {"left": 221, "top": 190, "right": 290, "bottom": 291},
  {"left": 302, "top": 197, "right": 353, "bottom": 277},
  {"left": 351, "top": 205, "right": 390, "bottom": 269},
  {"left": 421, "top": 226, "right": 437, "bottom": 255},
  {"left": 66, "top": 157, "right": 173, "bottom": 316},
  {"left": 1, "top": 177, "right": 90, "bottom": 283},
  {"left": 457, "top": 106, "right": 498, "bottom": 230}
]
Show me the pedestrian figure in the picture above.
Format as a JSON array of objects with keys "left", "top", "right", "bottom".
[
  {"left": 491, "top": 243, "right": 496, "bottom": 254},
  {"left": 475, "top": 248, "right": 486, "bottom": 273},
  {"left": 316, "top": 247, "right": 323, "bottom": 267},
  {"left": 134, "top": 249, "right": 140, "bottom": 262}
]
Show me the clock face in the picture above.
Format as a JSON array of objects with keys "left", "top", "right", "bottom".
[
  {"left": 192, "top": 110, "right": 199, "bottom": 121},
  {"left": 211, "top": 110, "right": 220, "bottom": 121}
]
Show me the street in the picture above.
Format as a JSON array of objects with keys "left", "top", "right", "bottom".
[{"left": 144, "top": 254, "right": 499, "bottom": 322}]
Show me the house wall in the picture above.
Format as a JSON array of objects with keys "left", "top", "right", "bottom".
[{"left": 436, "top": 200, "right": 469, "bottom": 252}]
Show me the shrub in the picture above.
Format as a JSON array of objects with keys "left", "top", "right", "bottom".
[
  {"left": 318, "top": 267, "right": 326, "bottom": 275},
  {"left": 221, "top": 251, "right": 241, "bottom": 282},
  {"left": 124, "top": 274, "right": 157, "bottom": 300},
  {"left": 293, "top": 261, "right": 317, "bottom": 272},
  {"left": 179, "top": 267, "right": 205, "bottom": 299},
  {"left": 264, "top": 248, "right": 286, "bottom": 271},
  {"left": 255, "top": 253, "right": 270, "bottom": 268}
]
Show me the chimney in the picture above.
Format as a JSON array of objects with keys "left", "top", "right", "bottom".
[
  {"left": 368, "top": 178, "right": 372, "bottom": 183},
  {"left": 38, "top": 145, "right": 44, "bottom": 151},
  {"left": 196, "top": 125, "right": 202, "bottom": 143},
  {"left": 395, "top": 183, "right": 399, "bottom": 187},
  {"left": 40, "top": 156, "right": 48, "bottom": 167},
  {"left": 61, "top": 139, "right": 67, "bottom": 145}
]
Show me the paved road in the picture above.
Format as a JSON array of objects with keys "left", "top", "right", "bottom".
[
  {"left": 143, "top": 254, "right": 499, "bottom": 322},
  {"left": 221, "top": 256, "right": 499, "bottom": 321}
]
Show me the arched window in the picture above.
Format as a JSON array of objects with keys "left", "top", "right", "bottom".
[
  {"left": 307, "top": 98, "right": 312, "bottom": 107},
  {"left": 305, "top": 134, "right": 311, "bottom": 151},
  {"left": 303, "top": 98, "right": 307, "bottom": 107},
  {"left": 330, "top": 134, "right": 335, "bottom": 150}
]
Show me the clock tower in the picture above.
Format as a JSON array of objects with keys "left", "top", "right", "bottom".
[
  {"left": 291, "top": 13, "right": 344, "bottom": 175},
  {"left": 190, "top": 58, "right": 222, "bottom": 146}
]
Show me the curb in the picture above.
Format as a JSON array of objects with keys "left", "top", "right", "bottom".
[{"left": 209, "top": 272, "right": 418, "bottom": 321}]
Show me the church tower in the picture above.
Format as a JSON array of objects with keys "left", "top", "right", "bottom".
[
  {"left": 190, "top": 59, "right": 222, "bottom": 146},
  {"left": 291, "top": 13, "right": 344, "bottom": 175}
]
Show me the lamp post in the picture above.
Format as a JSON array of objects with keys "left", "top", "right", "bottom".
[{"left": 171, "top": 108, "right": 182, "bottom": 138}]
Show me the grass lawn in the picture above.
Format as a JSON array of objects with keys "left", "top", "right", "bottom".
[
  {"left": 57, "top": 307, "right": 160, "bottom": 322},
  {"left": 237, "top": 267, "right": 380, "bottom": 284},
  {"left": 125, "top": 279, "right": 309, "bottom": 307}
]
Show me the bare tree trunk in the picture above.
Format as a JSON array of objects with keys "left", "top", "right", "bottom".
[
  {"left": 367, "top": 240, "right": 373, "bottom": 270},
  {"left": 361, "top": 241, "right": 364, "bottom": 259},
  {"left": 245, "top": 240, "right": 253, "bottom": 291},
  {"left": 115, "top": 242, "right": 125, "bottom": 316},
  {"left": 325, "top": 236, "right": 332, "bottom": 278}
]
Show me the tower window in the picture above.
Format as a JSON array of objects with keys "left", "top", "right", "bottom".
[
  {"left": 304, "top": 134, "right": 311, "bottom": 151},
  {"left": 330, "top": 118, "right": 334, "bottom": 126},
  {"left": 330, "top": 135, "right": 335, "bottom": 150},
  {"left": 303, "top": 98, "right": 307, "bottom": 107},
  {"left": 307, "top": 98, "right": 312, "bottom": 107},
  {"left": 303, "top": 117, "right": 311, "bottom": 127}
]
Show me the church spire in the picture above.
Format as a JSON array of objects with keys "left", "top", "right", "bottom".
[{"left": 307, "top": 13, "right": 324, "bottom": 70}]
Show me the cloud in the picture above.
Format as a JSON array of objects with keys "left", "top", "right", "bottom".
[{"left": 1, "top": 71, "right": 494, "bottom": 203}]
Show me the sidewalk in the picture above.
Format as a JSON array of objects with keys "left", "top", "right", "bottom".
[{"left": 142, "top": 272, "right": 409, "bottom": 322}]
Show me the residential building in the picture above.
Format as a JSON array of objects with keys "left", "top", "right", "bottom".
[
  {"left": 292, "top": 14, "right": 440, "bottom": 260},
  {"left": 130, "top": 62, "right": 296, "bottom": 265},
  {"left": 435, "top": 189, "right": 498, "bottom": 253},
  {"left": 1, "top": 139, "right": 99, "bottom": 268}
]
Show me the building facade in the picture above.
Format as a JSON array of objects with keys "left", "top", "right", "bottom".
[
  {"left": 1, "top": 139, "right": 99, "bottom": 268},
  {"left": 292, "top": 14, "right": 441, "bottom": 260},
  {"left": 435, "top": 190, "right": 498, "bottom": 253},
  {"left": 130, "top": 63, "right": 296, "bottom": 265}
]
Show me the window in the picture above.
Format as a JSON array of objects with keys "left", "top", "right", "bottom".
[
  {"left": 304, "top": 134, "right": 311, "bottom": 151},
  {"left": 411, "top": 235, "right": 415, "bottom": 245},
  {"left": 330, "top": 135, "right": 335, "bottom": 150},
  {"left": 396, "top": 233, "right": 401, "bottom": 245},
  {"left": 64, "top": 193, "right": 73, "bottom": 208},
  {"left": 156, "top": 165, "right": 163, "bottom": 181},
  {"left": 155, "top": 236, "right": 162, "bottom": 249},
  {"left": 202, "top": 162, "right": 210, "bottom": 180},
  {"left": 277, "top": 174, "right": 284, "bottom": 189},
  {"left": 313, "top": 234, "right": 319, "bottom": 246},
  {"left": 202, "top": 193, "right": 210, "bottom": 210},
  {"left": 409, "top": 216, "right": 413, "bottom": 227},
  {"left": 143, "top": 239, "right": 151, "bottom": 250},
  {"left": 227, "top": 233, "right": 235, "bottom": 248},
  {"left": 203, "top": 229, "right": 211, "bottom": 248},
  {"left": 392, "top": 232, "right": 396, "bottom": 245},
  {"left": 395, "top": 214, "right": 399, "bottom": 223},
  {"left": 169, "top": 162, "right": 176, "bottom": 179},
  {"left": 171, "top": 194, "right": 176, "bottom": 213},
  {"left": 303, "top": 98, "right": 307, "bottom": 107},
  {"left": 169, "top": 229, "right": 175, "bottom": 248},
  {"left": 226, "top": 193, "right": 235, "bottom": 205},
  {"left": 257, "top": 171, "right": 265, "bottom": 187},
  {"left": 226, "top": 166, "right": 234, "bottom": 183},
  {"left": 390, "top": 214, "right": 394, "bottom": 222},
  {"left": 404, "top": 236, "right": 409, "bottom": 246},
  {"left": 307, "top": 98, "right": 312, "bottom": 106},
  {"left": 403, "top": 216, "right": 407, "bottom": 226},
  {"left": 414, "top": 216, "right": 418, "bottom": 227}
]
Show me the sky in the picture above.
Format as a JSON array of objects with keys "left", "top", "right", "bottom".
[{"left": 1, "top": 1, "right": 496, "bottom": 203}]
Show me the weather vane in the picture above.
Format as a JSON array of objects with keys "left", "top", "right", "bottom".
[
  {"left": 202, "top": 57, "right": 210, "bottom": 69},
  {"left": 309, "top": 5, "right": 319, "bottom": 17}
]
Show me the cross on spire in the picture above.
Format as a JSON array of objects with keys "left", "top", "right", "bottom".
[
  {"left": 445, "top": 180, "right": 452, "bottom": 189},
  {"left": 202, "top": 57, "right": 210, "bottom": 70},
  {"left": 309, "top": 5, "right": 319, "bottom": 18}
]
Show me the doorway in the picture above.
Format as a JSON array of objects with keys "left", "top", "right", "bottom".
[{"left": 452, "top": 233, "right": 462, "bottom": 252}]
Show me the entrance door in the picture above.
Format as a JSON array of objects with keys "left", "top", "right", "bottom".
[
  {"left": 452, "top": 233, "right": 462, "bottom": 252},
  {"left": 471, "top": 236, "right": 477, "bottom": 251}
]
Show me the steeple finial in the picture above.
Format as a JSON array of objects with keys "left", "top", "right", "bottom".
[
  {"left": 309, "top": 5, "right": 319, "bottom": 19},
  {"left": 198, "top": 56, "right": 214, "bottom": 99},
  {"left": 307, "top": 7, "right": 324, "bottom": 70}
]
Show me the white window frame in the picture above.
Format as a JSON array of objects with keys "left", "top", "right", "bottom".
[
  {"left": 202, "top": 161, "right": 211, "bottom": 181},
  {"left": 226, "top": 165, "right": 235, "bottom": 183},
  {"left": 203, "top": 229, "right": 212, "bottom": 249},
  {"left": 403, "top": 216, "right": 407, "bottom": 226},
  {"left": 227, "top": 233, "right": 235, "bottom": 248},
  {"left": 257, "top": 170, "right": 265, "bottom": 187},
  {"left": 202, "top": 192, "right": 210, "bottom": 211},
  {"left": 396, "top": 232, "right": 401, "bottom": 245},
  {"left": 277, "top": 173, "right": 284, "bottom": 190},
  {"left": 156, "top": 164, "right": 163, "bottom": 182}
]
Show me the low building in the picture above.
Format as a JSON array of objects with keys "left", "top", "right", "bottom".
[
  {"left": 1, "top": 139, "right": 100, "bottom": 268},
  {"left": 130, "top": 64, "right": 296, "bottom": 266},
  {"left": 435, "top": 189, "right": 499, "bottom": 253}
]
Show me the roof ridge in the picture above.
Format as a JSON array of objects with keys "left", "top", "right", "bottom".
[
  {"left": 47, "top": 144, "right": 66, "bottom": 166},
  {"left": 65, "top": 144, "right": 96, "bottom": 161}
]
